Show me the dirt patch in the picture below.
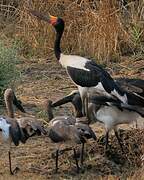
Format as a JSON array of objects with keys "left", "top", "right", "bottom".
[
  {"left": 0, "top": 129, "right": 144, "bottom": 179},
  {"left": 0, "top": 57, "right": 144, "bottom": 179}
]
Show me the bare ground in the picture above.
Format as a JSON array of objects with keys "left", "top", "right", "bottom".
[{"left": 0, "top": 56, "right": 144, "bottom": 179}]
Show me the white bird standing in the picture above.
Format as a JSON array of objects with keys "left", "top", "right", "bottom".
[
  {"left": 88, "top": 95, "right": 144, "bottom": 151},
  {"left": 29, "top": 10, "right": 144, "bottom": 116}
]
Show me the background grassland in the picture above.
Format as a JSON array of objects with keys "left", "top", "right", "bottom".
[
  {"left": 0, "top": 0, "right": 144, "bottom": 179},
  {"left": 1, "top": 0, "right": 144, "bottom": 62}
]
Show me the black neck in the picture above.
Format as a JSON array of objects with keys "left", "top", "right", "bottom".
[{"left": 54, "top": 31, "right": 63, "bottom": 60}]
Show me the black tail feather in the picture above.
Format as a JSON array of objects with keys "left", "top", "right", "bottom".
[
  {"left": 127, "top": 92, "right": 144, "bottom": 107},
  {"left": 120, "top": 103, "right": 144, "bottom": 117},
  {"left": 90, "top": 95, "right": 144, "bottom": 117},
  {"left": 13, "top": 94, "right": 26, "bottom": 113}
]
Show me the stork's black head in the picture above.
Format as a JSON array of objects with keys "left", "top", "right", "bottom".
[{"left": 49, "top": 15, "right": 64, "bottom": 33}]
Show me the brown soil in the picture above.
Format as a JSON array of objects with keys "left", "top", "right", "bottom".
[{"left": 0, "top": 57, "right": 144, "bottom": 179}]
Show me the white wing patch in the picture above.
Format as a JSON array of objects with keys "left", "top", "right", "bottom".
[
  {"left": 0, "top": 117, "right": 10, "bottom": 140},
  {"left": 93, "top": 82, "right": 112, "bottom": 97},
  {"left": 91, "top": 82, "right": 127, "bottom": 103},
  {"left": 60, "top": 54, "right": 90, "bottom": 71},
  {"left": 111, "top": 89, "right": 127, "bottom": 103}
]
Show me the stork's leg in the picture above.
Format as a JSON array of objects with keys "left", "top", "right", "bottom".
[
  {"left": 114, "top": 129, "right": 124, "bottom": 153},
  {"left": 82, "top": 94, "right": 90, "bottom": 119},
  {"left": 82, "top": 97, "right": 86, "bottom": 116},
  {"left": 85, "top": 93, "right": 92, "bottom": 124},
  {"left": 55, "top": 149, "right": 59, "bottom": 173},
  {"left": 8, "top": 151, "right": 20, "bottom": 175},
  {"left": 85, "top": 96, "right": 89, "bottom": 120},
  {"left": 80, "top": 142, "right": 85, "bottom": 166},
  {"left": 73, "top": 148, "right": 79, "bottom": 173},
  {"left": 105, "top": 131, "right": 109, "bottom": 150},
  {"left": 78, "top": 87, "right": 87, "bottom": 117},
  {"left": 9, "top": 151, "right": 13, "bottom": 175}
]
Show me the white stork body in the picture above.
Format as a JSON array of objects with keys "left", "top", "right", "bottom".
[
  {"left": 59, "top": 53, "right": 127, "bottom": 104},
  {"left": 59, "top": 53, "right": 129, "bottom": 115},
  {"left": 59, "top": 54, "right": 89, "bottom": 71}
]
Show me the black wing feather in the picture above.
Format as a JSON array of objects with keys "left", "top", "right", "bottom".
[
  {"left": 9, "top": 122, "right": 21, "bottom": 146},
  {"left": 67, "top": 66, "right": 99, "bottom": 87},
  {"left": 49, "top": 129, "right": 64, "bottom": 142},
  {"left": 67, "top": 61, "right": 124, "bottom": 96},
  {"left": 115, "top": 78, "right": 144, "bottom": 97},
  {"left": 90, "top": 95, "right": 144, "bottom": 116}
]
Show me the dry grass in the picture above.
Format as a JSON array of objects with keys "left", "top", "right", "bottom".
[
  {"left": 17, "top": 0, "right": 127, "bottom": 62},
  {"left": 0, "top": 0, "right": 143, "bottom": 63}
]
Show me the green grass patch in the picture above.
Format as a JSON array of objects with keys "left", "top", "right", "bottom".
[{"left": 0, "top": 40, "right": 21, "bottom": 103}]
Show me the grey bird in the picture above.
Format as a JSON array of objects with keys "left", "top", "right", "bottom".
[
  {"left": 0, "top": 88, "right": 46, "bottom": 175},
  {"left": 45, "top": 101, "right": 96, "bottom": 172}
]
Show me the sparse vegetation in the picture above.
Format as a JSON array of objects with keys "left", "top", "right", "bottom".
[{"left": 0, "top": 40, "right": 20, "bottom": 102}]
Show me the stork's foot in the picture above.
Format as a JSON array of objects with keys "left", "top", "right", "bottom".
[
  {"left": 10, "top": 167, "right": 20, "bottom": 175},
  {"left": 13, "top": 167, "right": 20, "bottom": 174},
  {"left": 55, "top": 167, "right": 59, "bottom": 174}
]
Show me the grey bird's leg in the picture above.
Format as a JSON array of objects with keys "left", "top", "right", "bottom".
[
  {"left": 9, "top": 151, "right": 13, "bottom": 175},
  {"left": 114, "top": 129, "right": 124, "bottom": 153},
  {"left": 73, "top": 148, "right": 79, "bottom": 173},
  {"left": 8, "top": 151, "right": 19, "bottom": 175},
  {"left": 105, "top": 131, "right": 109, "bottom": 151},
  {"left": 55, "top": 149, "right": 59, "bottom": 173},
  {"left": 80, "top": 142, "right": 85, "bottom": 166}
]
